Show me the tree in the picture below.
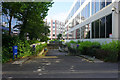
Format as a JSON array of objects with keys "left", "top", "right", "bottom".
[
  {"left": 2, "top": 2, "right": 22, "bottom": 35},
  {"left": 14, "top": 2, "right": 53, "bottom": 40},
  {"left": 57, "top": 34, "right": 62, "bottom": 40},
  {"left": 2, "top": 2, "right": 53, "bottom": 41}
]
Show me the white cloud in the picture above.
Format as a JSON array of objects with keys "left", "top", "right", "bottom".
[
  {"left": 46, "top": 12, "right": 67, "bottom": 22},
  {"left": 53, "top": 0, "right": 75, "bottom": 2}
]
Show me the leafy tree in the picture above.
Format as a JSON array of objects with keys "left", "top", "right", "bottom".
[
  {"left": 2, "top": 2, "right": 22, "bottom": 35},
  {"left": 57, "top": 34, "right": 62, "bottom": 40},
  {"left": 2, "top": 2, "right": 53, "bottom": 41},
  {"left": 14, "top": 2, "right": 53, "bottom": 40}
]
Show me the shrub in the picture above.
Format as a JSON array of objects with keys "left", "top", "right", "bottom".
[
  {"left": 2, "top": 34, "right": 47, "bottom": 63},
  {"left": 28, "top": 40, "right": 40, "bottom": 44},
  {"left": 67, "top": 40, "right": 119, "bottom": 62},
  {"left": 69, "top": 40, "right": 76, "bottom": 44},
  {"left": 100, "top": 40, "right": 119, "bottom": 62},
  {"left": 101, "top": 40, "right": 119, "bottom": 52}
]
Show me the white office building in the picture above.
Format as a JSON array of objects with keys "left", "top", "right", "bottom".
[{"left": 65, "top": 0, "right": 120, "bottom": 43}]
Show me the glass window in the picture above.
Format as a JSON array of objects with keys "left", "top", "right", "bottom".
[
  {"left": 100, "top": 17, "right": 105, "bottom": 38},
  {"left": 92, "top": 0, "right": 95, "bottom": 15},
  {"left": 81, "top": 26, "right": 86, "bottom": 39},
  {"left": 74, "top": 0, "right": 80, "bottom": 13},
  {"left": 81, "top": 9, "right": 84, "bottom": 22},
  {"left": 85, "top": 5, "right": 88, "bottom": 19},
  {"left": 88, "top": 3, "right": 90, "bottom": 18},
  {"left": 95, "top": 0, "right": 100, "bottom": 13},
  {"left": 76, "top": 29, "right": 80, "bottom": 39},
  {"left": 100, "top": 0, "right": 105, "bottom": 9},
  {"left": 95, "top": 20, "right": 99, "bottom": 38},
  {"left": 81, "top": 0, "right": 85, "bottom": 5},
  {"left": 106, "top": 0, "right": 112, "bottom": 6},
  {"left": 83, "top": 8, "right": 85, "bottom": 20},
  {"left": 106, "top": 14, "right": 112, "bottom": 38},
  {"left": 92, "top": 22, "right": 95, "bottom": 38},
  {"left": 53, "top": 30, "right": 55, "bottom": 32},
  {"left": 85, "top": 24, "right": 90, "bottom": 39},
  {"left": 75, "top": 13, "right": 80, "bottom": 26}
]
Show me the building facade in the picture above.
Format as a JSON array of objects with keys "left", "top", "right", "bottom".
[
  {"left": 46, "top": 20, "right": 65, "bottom": 40},
  {"left": 65, "top": 0, "right": 120, "bottom": 42}
]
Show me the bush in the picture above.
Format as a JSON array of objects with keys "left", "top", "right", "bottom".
[
  {"left": 2, "top": 34, "right": 47, "bottom": 63},
  {"left": 49, "top": 39, "right": 62, "bottom": 44},
  {"left": 100, "top": 40, "right": 119, "bottom": 62},
  {"left": 2, "top": 35, "right": 32, "bottom": 63},
  {"left": 77, "top": 41, "right": 100, "bottom": 56},
  {"left": 28, "top": 40, "right": 40, "bottom": 44},
  {"left": 66, "top": 40, "right": 119, "bottom": 62}
]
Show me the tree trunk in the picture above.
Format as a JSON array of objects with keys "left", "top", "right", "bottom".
[{"left": 9, "top": 15, "right": 12, "bottom": 35}]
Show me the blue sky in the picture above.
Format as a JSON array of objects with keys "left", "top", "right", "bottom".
[{"left": 45, "top": 0, "right": 74, "bottom": 22}]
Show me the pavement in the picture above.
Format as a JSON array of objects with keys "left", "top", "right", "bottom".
[
  {"left": 80, "top": 55, "right": 104, "bottom": 63},
  {"left": 2, "top": 49, "right": 118, "bottom": 79}
]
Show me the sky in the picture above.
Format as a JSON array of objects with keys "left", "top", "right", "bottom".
[{"left": 45, "top": 0, "right": 74, "bottom": 22}]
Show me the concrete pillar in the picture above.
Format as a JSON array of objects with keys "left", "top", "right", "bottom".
[{"left": 112, "top": 2, "right": 120, "bottom": 40}]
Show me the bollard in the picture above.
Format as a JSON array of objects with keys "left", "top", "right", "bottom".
[
  {"left": 76, "top": 44, "right": 79, "bottom": 55},
  {"left": 13, "top": 46, "right": 18, "bottom": 60},
  {"left": 32, "top": 45, "right": 36, "bottom": 54}
]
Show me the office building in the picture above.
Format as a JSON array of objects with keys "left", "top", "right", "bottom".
[
  {"left": 65, "top": 0, "right": 120, "bottom": 42},
  {"left": 46, "top": 19, "right": 65, "bottom": 40}
]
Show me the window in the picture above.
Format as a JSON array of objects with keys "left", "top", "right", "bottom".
[
  {"left": 92, "top": 0, "right": 95, "bottom": 15},
  {"left": 81, "top": 26, "right": 85, "bottom": 39},
  {"left": 85, "top": 5, "right": 88, "bottom": 19},
  {"left": 53, "top": 30, "right": 55, "bottom": 32},
  {"left": 100, "top": 17, "right": 105, "bottom": 38},
  {"left": 74, "top": 0, "right": 80, "bottom": 13},
  {"left": 81, "top": 0, "right": 85, "bottom": 5},
  {"left": 95, "top": 20, "right": 99, "bottom": 38},
  {"left": 76, "top": 29, "right": 80, "bottom": 39},
  {"left": 106, "top": 0, "right": 112, "bottom": 6},
  {"left": 53, "top": 26, "right": 55, "bottom": 28},
  {"left": 95, "top": 0, "right": 100, "bottom": 13},
  {"left": 85, "top": 24, "right": 90, "bottom": 39},
  {"left": 106, "top": 14, "right": 112, "bottom": 38},
  {"left": 81, "top": 9, "right": 84, "bottom": 22},
  {"left": 53, "top": 34, "right": 55, "bottom": 36},
  {"left": 100, "top": 0, "right": 105, "bottom": 10},
  {"left": 88, "top": 3, "right": 90, "bottom": 18},
  {"left": 92, "top": 22, "right": 95, "bottom": 38}
]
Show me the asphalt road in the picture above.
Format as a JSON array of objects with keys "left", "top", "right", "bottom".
[{"left": 2, "top": 49, "right": 118, "bottom": 79}]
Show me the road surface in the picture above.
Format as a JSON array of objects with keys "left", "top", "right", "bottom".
[{"left": 2, "top": 49, "right": 118, "bottom": 79}]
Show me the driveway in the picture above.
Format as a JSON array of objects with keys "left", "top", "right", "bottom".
[{"left": 2, "top": 49, "right": 118, "bottom": 79}]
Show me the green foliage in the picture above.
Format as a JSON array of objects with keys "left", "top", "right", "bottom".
[
  {"left": 2, "top": 34, "right": 47, "bottom": 63},
  {"left": 2, "top": 2, "right": 22, "bottom": 35},
  {"left": 2, "top": 2, "right": 53, "bottom": 40},
  {"left": 28, "top": 40, "right": 40, "bottom": 45},
  {"left": 57, "top": 34, "right": 62, "bottom": 40},
  {"left": 49, "top": 39, "right": 62, "bottom": 44},
  {"left": 66, "top": 40, "right": 77, "bottom": 48},
  {"left": 67, "top": 40, "right": 119, "bottom": 62},
  {"left": 35, "top": 43, "right": 47, "bottom": 55},
  {"left": 69, "top": 40, "right": 77, "bottom": 44},
  {"left": 100, "top": 40, "right": 119, "bottom": 62},
  {"left": 101, "top": 40, "right": 119, "bottom": 52}
]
